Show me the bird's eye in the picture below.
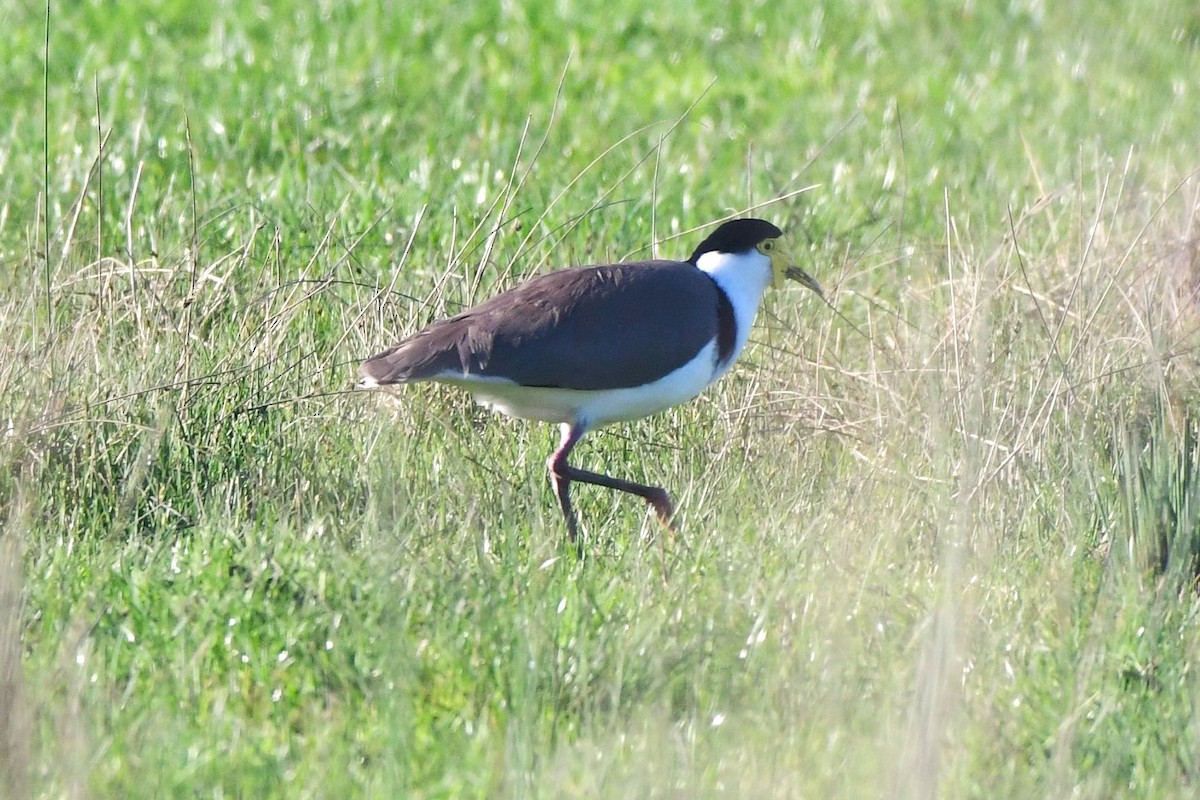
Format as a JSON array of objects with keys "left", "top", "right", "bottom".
[{"left": 759, "top": 239, "right": 776, "bottom": 254}]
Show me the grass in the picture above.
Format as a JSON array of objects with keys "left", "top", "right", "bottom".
[{"left": 3, "top": 0, "right": 1200, "bottom": 796}]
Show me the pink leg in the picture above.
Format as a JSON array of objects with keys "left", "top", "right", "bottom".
[{"left": 546, "top": 423, "right": 675, "bottom": 545}]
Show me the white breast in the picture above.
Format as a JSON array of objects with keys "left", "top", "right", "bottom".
[{"left": 437, "top": 340, "right": 721, "bottom": 428}]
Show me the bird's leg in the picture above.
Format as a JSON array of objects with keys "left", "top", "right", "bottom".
[
  {"left": 563, "top": 465, "right": 674, "bottom": 528},
  {"left": 548, "top": 423, "right": 585, "bottom": 544},
  {"left": 546, "top": 423, "right": 675, "bottom": 542}
]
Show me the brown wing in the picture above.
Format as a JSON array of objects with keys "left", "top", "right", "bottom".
[{"left": 361, "top": 261, "right": 724, "bottom": 391}]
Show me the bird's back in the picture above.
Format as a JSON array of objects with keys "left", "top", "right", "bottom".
[{"left": 361, "top": 261, "right": 726, "bottom": 391}]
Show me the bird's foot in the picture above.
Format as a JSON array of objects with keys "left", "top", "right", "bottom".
[{"left": 644, "top": 488, "right": 674, "bottom": 530}]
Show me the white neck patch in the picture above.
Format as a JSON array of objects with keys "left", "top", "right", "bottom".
[{"left": 694, "top": 249, "right": 774, "bottom": 370}]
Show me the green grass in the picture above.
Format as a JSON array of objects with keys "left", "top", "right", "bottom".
[{"left": 4, "top": 0, "right": 1200, "bottom": 796}]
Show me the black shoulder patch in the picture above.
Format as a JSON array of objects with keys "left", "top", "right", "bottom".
[{"left": 715, "top": 284, "right": 736, "bottom": 366}]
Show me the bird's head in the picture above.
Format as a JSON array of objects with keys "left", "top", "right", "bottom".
[{"left": 689, "top": 218, "right": 824, "bottom": 297}]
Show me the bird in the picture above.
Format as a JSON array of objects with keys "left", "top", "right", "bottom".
[{"left": 360, "top": 218, "right": 823, "bottom": 543}]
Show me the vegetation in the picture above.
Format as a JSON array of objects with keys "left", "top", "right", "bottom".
[{"left": 3, "top": 0, "right": 1200, "bottom": 796}]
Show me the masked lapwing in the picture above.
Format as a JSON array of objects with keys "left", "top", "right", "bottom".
[{"left": 361, "top": 218, "right": 823, "bottom": 543}]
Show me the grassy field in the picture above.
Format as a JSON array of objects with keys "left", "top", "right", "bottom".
[{"left": 3, "top": 0, "right": 1200, "bottom": 796}]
